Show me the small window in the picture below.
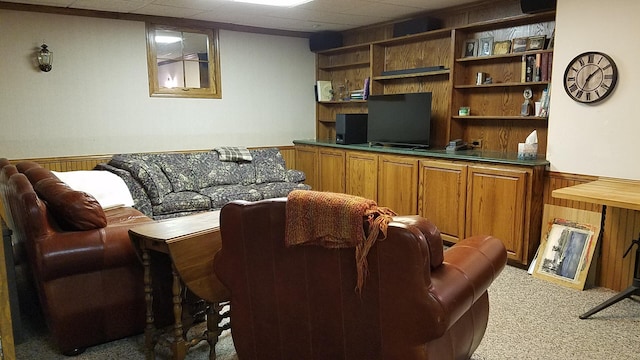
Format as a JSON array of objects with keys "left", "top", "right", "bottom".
[{"left": 146, "top": 23, "right": 222, "bottom": 98}]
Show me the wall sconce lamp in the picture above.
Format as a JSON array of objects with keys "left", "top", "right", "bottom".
[{"left": 37, "top": 43, "right": 53, "bottom": 72}]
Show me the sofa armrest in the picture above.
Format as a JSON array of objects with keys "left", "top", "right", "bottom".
[
  {"left": 36, "top": 222, "right": 144, "bottom": 282},
  {"left": 429, "top": 235, "right": 507, "bottom": 330},
  {"left": 285, "top": 169, "right": 306, "bottom": 183}
]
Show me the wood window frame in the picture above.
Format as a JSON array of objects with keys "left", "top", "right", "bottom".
[{"left": 146, "top": 23, "right": 222, "bottom": 99}]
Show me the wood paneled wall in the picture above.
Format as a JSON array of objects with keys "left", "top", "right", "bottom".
[{"left": 4, "top": 146, "right": 296, "bottom": 171}]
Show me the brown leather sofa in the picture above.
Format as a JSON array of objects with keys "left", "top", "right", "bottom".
[
  {"left": 214, "top": 198, "right": 508, "bottom": 360},
  {"left": 0, "top": 160, "right": 155, "bottom": 355}
]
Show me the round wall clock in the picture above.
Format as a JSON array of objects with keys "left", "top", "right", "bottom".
[{"left": 563, "top": 51, "right": 618, "bottom": 104}]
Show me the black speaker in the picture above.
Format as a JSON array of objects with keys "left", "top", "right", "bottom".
[
  {"left": 393, "top": 17, "right": 442, "bottom": 37},
  {"left": 309, "top": 31, "right": 343, "bottom": 52},
  {"left": 520, "top": 0, "right": 556, "bottom": 13},
  {"left": 336, "top": 114, "right": 368, "bottom": 145}
]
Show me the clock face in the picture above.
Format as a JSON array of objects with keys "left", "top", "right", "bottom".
[{"left": 563, "top": 51, "right": 618, "bottom": 104}]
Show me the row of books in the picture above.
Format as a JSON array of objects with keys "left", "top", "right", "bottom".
[{"left": 521, "top": 52, "right": 553, "bottom": 83}]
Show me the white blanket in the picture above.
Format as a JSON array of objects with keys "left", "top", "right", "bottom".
[{"left": 52, "top": 170, "right": 135, "bottom": 209}]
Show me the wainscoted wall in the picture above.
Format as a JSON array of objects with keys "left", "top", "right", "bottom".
[{"left": 4, "top": 147, "right": 296, "bottom": 171}]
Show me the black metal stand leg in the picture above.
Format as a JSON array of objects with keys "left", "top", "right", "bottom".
[
  {"left": 580, "top": 233, "right": 640, "bottom": 319},
  {"left": 580, "top": 280, "right": 640, "bottom": 319}
]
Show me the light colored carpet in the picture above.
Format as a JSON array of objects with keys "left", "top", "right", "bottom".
[{"left": 15, "top": 265, "right": 640, "bottom": 359}]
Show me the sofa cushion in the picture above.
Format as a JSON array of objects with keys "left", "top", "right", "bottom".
[
  {"left": 33, "top": 177, "right": 107, "bottom": 231},
  {"left": 189, "top": 151, "right": 241, "bottom": 188},
  {"left": 109, "top": 155, "right": 172, "bottom": 206},
  {"left": 200, "top": 184, "right": 262, "bottom": 209},
  {"left": 251, "top": 148, "right": 287, "bottom": 184},
  {"left": 238, "top": 162, "right": 256, "bottom": 185},
  {"left": 151, "top": 191, "right": 211, "bottom": 216},
  {"left": 155, "top": 153, "right": 199, "bottom": 192}
]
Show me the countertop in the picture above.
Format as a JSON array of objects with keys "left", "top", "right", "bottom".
[{"left": 294, "top": 139, "right": 550, "bottom": 167}]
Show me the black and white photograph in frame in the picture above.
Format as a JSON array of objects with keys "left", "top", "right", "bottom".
[
  {"left": 511, "top": 37, "right": 528, "bottom": 53},
  {"left": 479, "top": 37, "right": 494, "bottom": 56},
  {"left": 527, "top": 35, "right": 546, "bottom": 51},
  {"left": 463, "top": 39, "right": 478, "bottom": 57},
  {"left": 535, "top": 218, "right": 596, "bottom": 289}
]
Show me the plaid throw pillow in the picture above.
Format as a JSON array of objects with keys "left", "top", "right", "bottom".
[{"left": 215, "top": 147, "right": 253, "bottom": 162}]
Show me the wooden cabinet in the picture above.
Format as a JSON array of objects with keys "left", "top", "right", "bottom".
[
  {"left": 346, "top": 151, "right": 378, "bottom": 201},
  {"left": 295, "top": 145, "right": 318, "bottom": 190},
  {"left": 466, "top": 165, "right": 528, "bottom": 262},
  {"left": 377, "top": 155, "right": 418, "bottom": 215},
  {"left": 318, "top": 148, "right": 346, "bottom": 193},
  {"left": 418, "top": 160, "right": 467, "bottom": 243},
  {"left": 293, "top": 143, "right": 545, "bottom": 264}
]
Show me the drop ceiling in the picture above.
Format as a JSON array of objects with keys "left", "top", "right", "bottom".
[{"left": 3, "top": 0, "right": 481, "bottom": 34}]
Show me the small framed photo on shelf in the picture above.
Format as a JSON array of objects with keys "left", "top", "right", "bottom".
[
  {"left": 493, "top": 40, "right": 511, "bottom": 55},
  {"left": 463, "top": 39, "right": 478, "bottom": 57},
  {"left": 511, "top": 37, "right": 528, "bottom": 53},
  {"left": 527, "top": 35, "right": 546, "bottom": 51},
  {"left": 479, "top": 37, "right": 494, "bottom": 56}
]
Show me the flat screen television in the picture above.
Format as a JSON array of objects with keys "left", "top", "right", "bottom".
[{"left": 367, "top": 92, "right": 432, "bottom": 149}]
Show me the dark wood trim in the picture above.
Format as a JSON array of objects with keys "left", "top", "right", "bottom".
[{"left": 0, "top": 1, "right": 312, "bottom": 38}]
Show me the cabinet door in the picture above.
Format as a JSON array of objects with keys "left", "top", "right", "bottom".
[
  {"left": 346, "top": 151, "right": 378, "bottom": 201},
  {"left": 318, "top": 148, "right": 346, "bottom": 193},
  {"left": 294, "top": 145, "right": 318, "bottom": 190},
  {"left": 419, "top": 160, "right": 467, "bottom": 243},
  {"left": 377, "top": 155, "right": 418, "bottom": 215},
  {"left": 466, "top": 165, "right": 528, "bottom": 262}
]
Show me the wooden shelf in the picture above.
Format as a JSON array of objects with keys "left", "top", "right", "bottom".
[
  {"left": 319, "top": 61, "right": 370, "bottom": 71},
  {"left": 373, "top": 69, "right": 450, "bottom": 81},
  {"left": 455, "top": 81, "right": 550, "bottom": 89},
  {"left": 317, "top": 100, "right": 367, "bottom": 104},
  {"left": 316, "top": 43, "right": 370, "bottom": 55},
  {"left": 456, "top": 49, "right": 553, "bottom": 63},
  {"left": 455, "top": 11, "right": 556, "bottom": 33},
  {"left": 452, "top": 115, "right": 549, "bottom": 120}
]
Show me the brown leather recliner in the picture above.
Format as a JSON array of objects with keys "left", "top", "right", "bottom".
[
  {"left": 1, "top": 160, "right": 156, "bottom": 355},
  {"left": 214, "top": 197, "right": 507, "bottom": 360}
]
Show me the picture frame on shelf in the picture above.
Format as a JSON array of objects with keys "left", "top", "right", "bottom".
[
  {"left": 463, "top": 39, "right": 478, "bottom": 57},
  {"left": 493, "top": 40, "right": 511, "bottom": 55},
  {"left": 479, "top": 37, "right": 494, "bottom": 56},
  {"left": 511, "top": 37, "right": 528, "bottom": 53},
  {"left": 527, "top": 35, "right": 546, "bottom": 51},
  {"left": 316, "top": 80, "right": 333, "bottom": 102}
]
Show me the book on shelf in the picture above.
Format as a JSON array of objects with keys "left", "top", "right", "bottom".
[
  {"left": 316, "top": 80, "right": 333, "bottom": 102},
  {"left": 521, "top": 53, "right": 553, "bottom": 83}
]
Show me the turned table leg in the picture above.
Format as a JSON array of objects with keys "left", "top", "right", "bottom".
[
  {"left": 171, "top": 263, "right": 187, "bottom": 360},
  {"left": 142, "top": 248, "right": 156, "bottom": 360}
]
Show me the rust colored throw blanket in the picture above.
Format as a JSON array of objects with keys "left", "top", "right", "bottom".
[{"left": 285, "top": 190, "right": 396, "bottom": 292}]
